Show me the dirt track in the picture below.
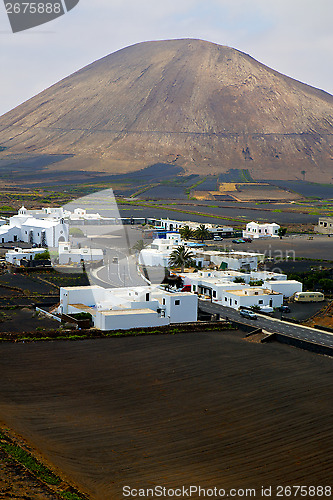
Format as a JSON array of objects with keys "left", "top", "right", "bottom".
[{"left": 0, "top": 332, "right": 332, "bottom": 499}]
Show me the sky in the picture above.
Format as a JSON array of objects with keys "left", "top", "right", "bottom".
[{"left": 0, "top": 0, "right": 333, "bottom": 117}]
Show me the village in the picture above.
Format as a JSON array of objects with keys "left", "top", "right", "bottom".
[{"left": 0, "top": 203, "right": 330, "bottom": 337}]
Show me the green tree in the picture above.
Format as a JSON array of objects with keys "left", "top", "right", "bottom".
[
  {"left": 168, "top": 245, "right": 195, "bottom": 273},
  {"left": 249, "top": 280, "right": 264, "bottom": 286},
  {"left": 278, "top": 227, "right": 287, "bottom": 239},
  {"left": 34, "top": 250, "right": 50, "bottom": 260},
  {"left": 179, "top": 225, "right": 194, "bottom": 240},
  {"left": 194, "top": 224, "right": 210, "bottom": 243},
  {"left": 234, "top": 277, "right": 245, "bottom": 283}
]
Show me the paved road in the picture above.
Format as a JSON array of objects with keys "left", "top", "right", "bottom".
[
  {"left": 90, "top": 248, "right": 148, "bottom": 288},
  {"left": 199, "top": 300, "right": 333, "bottom": 349}
]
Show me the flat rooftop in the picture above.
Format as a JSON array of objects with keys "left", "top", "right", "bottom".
[{"left": 99, "top": 308, "right": 157, "bottom": 316}]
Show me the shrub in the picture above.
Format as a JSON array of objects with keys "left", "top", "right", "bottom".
[{"left": 34, "top": 250, "right": 50, "bottom": 260}]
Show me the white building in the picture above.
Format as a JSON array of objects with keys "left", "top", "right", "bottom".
[
  {"left": 243, "top": 221, "right": 280, "bottom": 239},
  {"left": 176, "top": 270, "right": 285, "bottom": 310},
  {"left": 263, "top": 280, "right": 302, "bottom": 298},
  {"left": 58, "top": 242, "right": 104, "bottom": 265},
  {"left": 194, "top": 250, "right": 263, "bottom": 271},
  {"left": 179, "top": 269, "right": 287, "bottom": 286},
  {"left": 68, "top": 208, "right": 116, "bottom": 225},
  {"left": 28, "top": 207, "right": 71, "bottom": 220},
  {"left": 59, "top": 285, "right": 197, "bottom": 331},
  {"left": 5, "top": 247, "right": 46, "bottom": 265},
  {"left": 157, "top": 218, "right": 234, "bottom": 237},
  {"left": 315, "top": 217, "right": 333, "bottom": 235},
  {"left": 139, "top": 233, "right": 182, "bottom": 267},
  {"left": 0, "top": 206, "right": 69, "bottom": 246},
  {"left": 221, "top": 287, "right": 283, "bottom": 311}
]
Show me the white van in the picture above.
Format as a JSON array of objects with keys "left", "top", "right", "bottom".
[{"left": 294, "top": 291, "right": 324, "bottom": 302}]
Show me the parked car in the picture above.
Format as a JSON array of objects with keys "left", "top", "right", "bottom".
[
  {"left": 278, "top": 305, "right": 291, "bottom": 313},
  {"left": 214, "top": 236, "right": 222, "bottom": 241},
  {"left": 240, "top": 309, "right": 257, "bottom": 320},
  {"left": 112, "top": 256, "right": 118, "bottom": 263},
  {"left": 242, "top": 237, "right": 252, "bottom": 243},
  {"left": 232, "top": 238, "right": 245, "bottom": 244}
]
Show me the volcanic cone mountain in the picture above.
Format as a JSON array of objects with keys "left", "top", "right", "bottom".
[{"left": 1, "top": 39, "right": 333, "bottom": 181}]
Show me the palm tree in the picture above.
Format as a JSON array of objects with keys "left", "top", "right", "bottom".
[
  {"left": 179, "top": 225, "right": 194, "bottom": 240},
  {"left": 132, "top": 239, "right": 145, "bottom": 253},
  {"left": 168, "top": 245, "right": 195, "bottom": 273},
  {"left": 195, "top": 224, "right": 210, "bottom": 243}
]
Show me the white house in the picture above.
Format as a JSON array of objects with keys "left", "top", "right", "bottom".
[
  {"left": 194, "top": 250, "right": 263, "bottom": 271},
  {"left": 221, "top": 287, "right": 283, "bottom": 310},
  {"left": 243, "top": 222, "right": 280, "bottom": 239},
  {"left": 68, "top": 208, "right": 116, "bottom": 226},
  {"left": 263, "top": 280, "right": 302, "bottom": 298},
  {"left": 139, "top": 233, "right": 182, "bottom": 267},
  {"left": 0, "top": 224, "right": 21, "bottom": 244},
  {"left": 244, "top": 271, "right": 287, "bottom": 283},
  {"left": 157, "top": 218, "right": 234, "bottom": 237},
  {"left": 179, "top": 269, "right": 287, "bottom": 286},
  {"left": 315, "top": 217, "right": 333, "bottom": 235},
  {"left": 175, "top": 270, "right": 284, "bottom": 310},
  {"left": 59, "top": 285, "right": 198, "bottom": 331},
  {"left": 58, "top": 242, "right": 104, "bottom": 265},
  {"left": 5, "top": 247, "right": 46, "bottom": 265}
]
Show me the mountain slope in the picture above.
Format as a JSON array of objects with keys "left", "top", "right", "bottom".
[{"left": 1, "top": 39, "right": 333, "bottom": 181}]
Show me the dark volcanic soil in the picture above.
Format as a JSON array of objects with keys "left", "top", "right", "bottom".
[{"left": 0, "top": 332, "right": 332, "bottom": 500}]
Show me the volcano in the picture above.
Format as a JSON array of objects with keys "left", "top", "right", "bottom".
[{"left": 1, "top": 39, "right": 333, "bottom": 181}]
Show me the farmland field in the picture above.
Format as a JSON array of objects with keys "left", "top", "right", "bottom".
[{"left": 0, "top": 332, "right": 332, "bottom": 500}]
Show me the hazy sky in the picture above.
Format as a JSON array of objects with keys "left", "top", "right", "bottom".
[{"left": 0, "top": 0, "right": 332, "bottom": 116}]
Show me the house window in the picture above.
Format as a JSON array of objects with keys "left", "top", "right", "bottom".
[
  {"left": 193, "top": 285, "right": 196, "bottom": 291},
  {"left": 175, "top": 300, "right": 180, "bottom": 306},
  {"left": 225, "top": 297, "right": 227, "bottom": 301},
  {"left": 235, "top": 300, "right": 237, "bottom": 305},
  {"left": 213, "top": 291, "right": 216, "bottom": 298},
  {"left": 146, "top": 293, "right": 150, "bottom": 301},
  {"left": 259, "top": 300, "right": 263, "bottom": 304},
  {"left": 162, "top": 298, "right": 166, "bottom": 305}
]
